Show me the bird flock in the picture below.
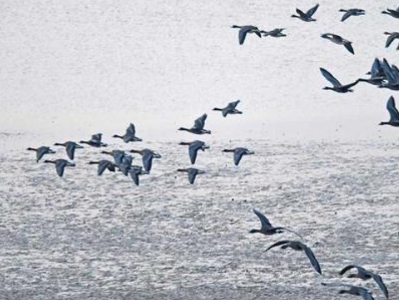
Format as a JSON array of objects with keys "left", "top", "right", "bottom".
[{"left": 25, "top": 3, "right": 397, "bottom": 300}]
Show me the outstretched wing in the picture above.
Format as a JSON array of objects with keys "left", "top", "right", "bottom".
[
  {"left": 91, "top": 134, "right": 102, "bottom": 142},
  {"left": 55, "top": 161, "right": 66, "bottom": 177},
  {"left": 194, "top": 114, "right": 207, "bottom": 130},
  {"left": 252, "top": 208, "right": 272, "bottom": 230},
  {"left": 341, "top": 11, "right": 353, "bottom": 22},
  {"left": 339, "top": 265, "right": 359, "bottom": 275},
  {"left": 265, "top": 240, "right": 291, "bottom": 252},
  {"left": 126, "top": 123, "right": 136, "bottom": 135},
  {"left": 228, "top": 100, "right": 240, "bottom": 109},
  {"left": 142, "top": 153, "right": 153, "bottom": 172},
  {"left": 306, "top": 3, "right": 319, "bottom": 17},
  {"left": 189, "top": 145, "right": 199, "bottom": 164},
  {"left": 371, "top": 274, "right": 388, "bottom": 299},
  {"left": 296, "top": 8, "right": 307, "bottom": 18},
  {"left": 344, "top": 42, "right": 355, "bottom": 54},
  {"left": 188, "top": 169, "right": 198, "bottom": 184},
  {"left": 234, "top": 148, "right": 246, "bottom": 166},
  {"left": 387, "top": 96, "right": 399, "bottom": 122},
  {"left": 302, "top": 244, "right": 322, "bottom": 275},
  {"left": 371, "top": 58, "right": 381, "bottom": 77},
  {"left": 386, "top": 34, "right": 397, "bottom": 48},
  {"left": 320, "top": 68, "right": 342, "bottom": 87},
  {"left": 66, "top": 143, "right": 75, "bottom": 160}
]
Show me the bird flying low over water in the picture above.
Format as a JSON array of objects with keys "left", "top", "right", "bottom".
[
  {"left": 339, "top": 265, "right": 388, "bottom": 299},
  {"left": 379, "top": 96, "right": 399, "bottom": 127},
  {"left": 177, "top": 168, "right": 205, "bottom": 184},
  {"left": 179, "top": 141, "right": 209, "bottom": 164},
  {"left": 321, "top": 33, "right": 354, "bottom": 54},
  {"left": 27, "top": 146, "right": 55, "bottom": 162},
  {"left": 249, "top": 209, "right": 303, "bottom": 238},
  {"left": 130, "top": 149, "right": 161, "bottom": 173},
  {"left": 80, "top": 134, "right": 107, "bottom": 147},
  {"left": 44, "top": 159, "right": 75, "bottom": 177},
  {"left": 260, "top": 28, "right": 286, "bottom": 37},
  {"left": 384, "top": 32, "right": 399, "bottom": 50},
  {"left": 222, "top": 147, "right": 254, "bottom": 166},
  {"left": 54, "top": 141, "right": 83, "bottom": 160},
  {"left": 129, "top": 166, "right": 148, "bottom": 186},
  {"left": 113, "top": 123, "right": 142, "bottom": 143},
  {"left": 320, "top": 68, "right": 360, "bottom": 93},
  {"left": 89, "top": 160, "right": 116, "bottom": 176},
  {"left": 231, "top": 25, "right": 262, "bottom": 45},
  {"left": 291, "top": 4, "right": 319, "bottom": 22},
  {"left": 179, "top": 114, "right": 211, "bottom": 135},
  {"left": 213, "top": 100, "right": 242, "bottom": 117},
  {"left": 339, "top": 9, "right": 365, "bottom": 22},
  {"left": 382, "top": 7, "right": 399, "bottom": 19},
  {"left": 322, "top": 283, "right": 375, "bottom": 300},
  {"left": 101, "top": 150, "right": 126, "bottom": 165},
  {"left": 265, "top": 240, "right": 322, "bottom": 275}
]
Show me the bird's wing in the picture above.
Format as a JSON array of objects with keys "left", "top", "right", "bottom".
[
  {"left": 358, "top": 289, "right": 375, "bottom": 300},
  {"left": 252, "top": 209, "right": 273, "bottom": 230},
  {"left": 306, "top": 3, "right": 319, "bottom": 17},
  {"left": 371, "top": 274, "right": 388, "bottom": 299},
  {"left": 303, "top": 244, "right": 322, "bottom": 275},
  {"left": 91, "top": 134, "right": 102, "bottom": 142},
  {"left": 188, "top": 169, "right": 198, "bottom": 184},
  {"left": 189, "top": 145, "right": 199, "bottom": 164},
  {"left": 66, "top": 143, "right": 75, "bottom": 160},
  {"left": 98, "top": 161, "right": 109, "bottom": 176},
  {"left": 113, "top": 152, "right": 125, "bottom": 165},
  {"left": 37, "top": 148, "right": 48, "bottom": 162},
  {"left": 228, "top": 100, "right": 240, "bottom": 109},
  {"left": 382, "top": 59, "right": 396, "bottom": 84},
  {"left": 320, "top": 68, "right": 342, "bottom": 87},
  {"left": 234, "top": 148, "right": 245, "bottom": 166},
  {"left": 296, "top": 8, "right": 307, "bottom": 18},
  {"left": 142, "top": 153, "right": 153, "bottom": 172},
  {"left": 55, "top": 161, "right": 65, "bottom": 177},
  {"left": 344, "top": 42, "right": 355, "bottom": 54},
  {"left": 194, "top": 114, "right": 207, "bottom": 130},
  {"left": 239, "top": 27, "right": 251, "bottom": 45},
  {"left": 339, "top": 265, "right": 359, "bottom": 275},
  {"left": 341, "top": 11, "right": 353, "bottom": 22},
  {"left": 126, "top": 123, "right": 136, "bottom": 135},
  {"left": 387, "top": 96, "right": 399, "bottom": 122},
  {"left": 130, "top": 171, "right": 140, "bottom": 186},
  {"left": 371, "top": 58, "right": 381, "bottom": 77},
  {"left": 265, "top": 240, "right": 291, "bottom": 252},
  {"left": 385, "top": 34, "right": 397, "bottom": 48}
]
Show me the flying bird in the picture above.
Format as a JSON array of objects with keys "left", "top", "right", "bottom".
[
  {"left": 380, "top": 96, "right": 399, "bottom": 126},
  {"left": 54, "top": 141, "right": 83, "bottom": 160},
  {"left": 213, "top": 100, "right": 242, "bottom": 117},
  {"left": 113, "top": 123, "right": 142, "bottom": 143},
  {"left": 339, "top": 265, "right": 388, "bottom": 299},
  {"left": 44, "top": 159, "right": 75, "bottom": 177},
  {"left": 322, "top": 283, "right": 375, "bottom": 300},
  {"left": 260, "top": 28, "right": 286, "bottom": 37},
  {"left": 101, "top": 150, "right": 126, "bottom": 165},
  {"left": 27, "top": 146, "right": 55, "bottom": 162},
  {"left": 382, "top": 7, "right": 399, "bottom": 19},
  {"left": 130, "top": 149, "right": 161, "bottom": 173},
  {"left": 291, "top": 4, "right": 319, "bottom": 22},
  {"left": 177, "top": 168, "right": 205, "bottom": 184},
  {"left": 179, "top": 114, "right": 211, "bottom": 134},
  {"left": 222, "top": 147, "right": 254, "bottom": 166},
  {"left": 80, "top": 134, "right": 107, "bottom": 147},
  {"left": 339, "top": 9, "right": 365, "bottom": 22},
  {"left": 129, "top": 166, "right": 148, "bottom": 186},
  {"left": 265, "top": 240, "right": 322, "bottom": 275},
  {"left": 321, "top": 33, "right": 354, "bottom": 54},
  {"left": 320, "top": 68, "right": 360, "bottom": 93},
  {"left": 179, "top": 140, "right": 209, "bottom": 164},
  {"left": 88, "top": 160, "right": 116, "bottom": 176},
  {"left": 231, "top": 25, "right": 262, "bottom": 45},
  {"left": 249, "top": 208, "right": 302, "bottom": 238},
  {"left": 384, "top": 32, "right": 399, "bottom": 49}
]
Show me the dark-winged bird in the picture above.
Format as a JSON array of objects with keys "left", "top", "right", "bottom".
[
  {"left": 358, "top": 58, "right": 385, "bottom": 85},
  {"left": 101, "top": 150, "right": 126, "bottom": 165},
  {"left": 339, "top": 265, "right": 388, "bottom": 299},
  {"left": 261, "top": 28, "right": 286, "bottom": 37},
  {"left": 384, "top": 32, "right": 399, "bottom": 49},
  {"left": 54, "top": 141, "right": 83, "bottom": 160},
  {"left": 113, "top": 123, "right": 142, "bottom": 143},
  {"left": 27, "top": 146, "right": 55, "bottom": 162},
  {"left": 130, "top": 149, "right": 161, "bottom": 173},
  {"left": 380, "top": 96, "right": 399, "bottom": 126},
  {"left": 177, "top": 168, "right": 205, "bottom": 184},
  {"left": 179, "top": 140, "right": 209, "bottom": 164},
  {"left": 321, "top": 33, "right": 354, "bottom": 54},
  {"left": 89, "top": 160, "right": 116, "bottom": 176},
  {"left": 249, "top": 209, "right": 302, "bottom": 238},
  {"left": 322, "top": 283, "right": 375, "bottom": 300},
  {"left": 222, "top": 147, "right": 254, "bottom": 166},
  {"left": 80, "top": 133, "right": 107, "bottom": 147},
  {"left": 320, "top": 68, "right": 360, "bottom": 93},
  {"left": 44, "top": 159, "right": 75, "bottom": 177},
  {"left": 231, "top": 25, "right": 262, "bottom": 45},
  {"left": 129, "top": 166, "right": 148, "bottom": 186},
  {"left": 382, "top": 7, "right": 399, "bottom": 19},
  {"left": 379, "top": 59, "right": 399, "bottom": 90},
  {"left": 179, "top": 114, "right": 211, "bottom": 134},
  {"left": 265, "top": 240, "right": 322, "bottom": 275},
  {"left": 213, "top": 100, "right": 242, "bottom": 117},
  {"left": 339, "top": 9, "right": 365, "bottom": 22},
  {"left": 291, "top": 4, "right": 319, "bottom": 22}
]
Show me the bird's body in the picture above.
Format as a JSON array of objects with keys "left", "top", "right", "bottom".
[
  {"left": 291, "top": 4, "right": 319, "bottom": 22},
  {"left": 179, "top": 114, "right": 211, "bottom": 135},
  {"left": 113, "top": 123, "right": 142, "bottom": 143},
  {"left": 179, "top": 141, "right": 209, "bottom": 164},
  {"left": 177, "top": 168, "right": 205, "bottom": 184},
  {"left": 339, "top": 265, "right": 388, "bottom": 299},
  {"left": 54, "top": 141, "right": 83, "bottom": 160},
  {"left": 130, "top": 149, "right": 161, "bottom": 173},
  {"left": 359, "top": 58, "right": 385, "bottom": 86},
  {"left": 80, "top": 134, "right": 107, "bottom": 147},
  {"left": 222, "top": 147, "right": 254, "bottom": 166},
  {"left": 117, "top": 155, "right": 134, "bottom": 176},
  {"left": 380, "top": 96, "right": 399, "bottom": 126},
  {"left": 339, "top": 9, "right": 365, "bottom": 22},
  {"left": 27, "top": 146, "right": 55, "bottom": 162},
  {"left": 213, "top": 100, "right": 242, "bottom": 117},
  {"left": 249, "top": 209, "right": 302, "bottom": 238},
  {"left": 321, "top": 33, "right": 354, "bottom": 54},
  {"left": 265, "top": 240, "right": 322, "bottom": 275},
  {"left": 231, "top": 25, "right": 262, "bottom": 45},
  {"left": 320, "top": 68, "right": 359, "bottom": 93},
  {"left": 89, "top": 160, "right": 116, "bottom": 176},
  {"left": 44, "top": 159, "right": 75, "bottom": 177},
  {"left": 261, "top": 28, "right": 286, "bottom": 37}
]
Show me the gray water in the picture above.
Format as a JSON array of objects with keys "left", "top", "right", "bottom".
[{"left": 1, "top": 0, "right": 399, "bottom": 299}]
